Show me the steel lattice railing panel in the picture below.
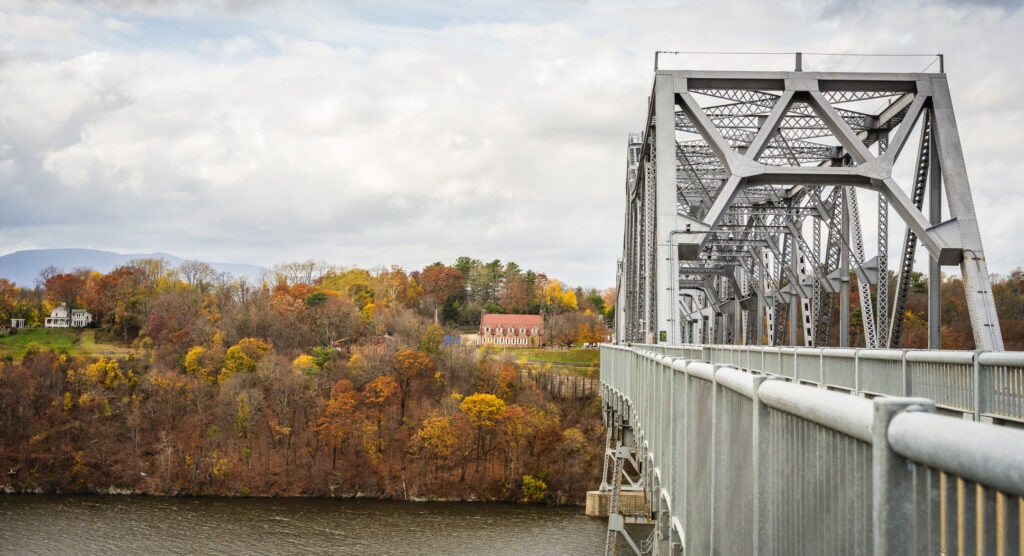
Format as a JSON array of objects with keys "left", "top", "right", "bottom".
[{"left": 599, "top": 344, "right": 1024, "bottom": 554}]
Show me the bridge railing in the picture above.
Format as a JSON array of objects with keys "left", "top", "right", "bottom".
[
  {"left": 628, "top": 343, "right": 1024, "bottom": 422},
  {"left": 600, "top": 344, "right": 1024, "bottom": 554}
]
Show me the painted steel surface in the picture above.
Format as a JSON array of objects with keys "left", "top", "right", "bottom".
[
  {"left": 616, "top": 67, "right": 1003, "bottom": 352},
  {"left": 600, "top": 344, "right": 1024, "bottom": 554}
]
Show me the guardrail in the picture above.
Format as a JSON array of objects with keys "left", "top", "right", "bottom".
[
  {"left": 600, "top": 344, "right": 1024, "bottom": 554},
  {"left": 630, "top": 343, "right": 1024, "bottom": 423}
]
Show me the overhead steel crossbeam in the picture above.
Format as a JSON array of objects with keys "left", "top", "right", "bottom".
[
  {"left": 676, "top": 138, "right": 838, "bottom": 168},
  {"left": 617, "top": 69, "right": 1004, "bottom": 351}
]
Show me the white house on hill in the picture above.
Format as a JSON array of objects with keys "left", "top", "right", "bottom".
[{"left": 44, "top": 303, "right": 93, "bottom": 328}]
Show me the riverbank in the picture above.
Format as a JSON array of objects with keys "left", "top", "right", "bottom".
[{"left": 0, "top": 482, "right": 590, "bottom": 506}]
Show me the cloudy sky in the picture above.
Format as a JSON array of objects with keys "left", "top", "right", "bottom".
[{"left": 1, "top": 0, "right": 1022, "bottom": 288}]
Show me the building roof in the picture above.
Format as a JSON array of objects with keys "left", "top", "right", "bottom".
[{"left": 480, "top": 313, "right": 543, "bottom": 328}]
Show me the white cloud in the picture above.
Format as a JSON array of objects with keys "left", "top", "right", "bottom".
[
  {"left": 102, "top": 17, "right": 135, "bottom": 33},
  {"left": 0, "top": 0, "right": 1022, "bottom": 288}
]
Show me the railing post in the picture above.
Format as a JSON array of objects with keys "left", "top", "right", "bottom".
[
  {"left": 872, "top": 397, "right": 936, "bottom": 554},
  {"left": 974, "top": 350, "right": 987, "bottom": 421},
  {"left": 674, "top": 359, "right": 690, "bottom": 541},
  {"left": 752, "top": 375, "right": 774, "bottom": 555},
  {"left": 709, "top": 365, "right": 720, "bottom": 552},
  {"left": 819, "top": 348, "right": 825, "bottom": 387},
  {"left": 901, "top": 349, "right": 910, "bottom": 396},
  {"left": 854, "top": 349, "right": 861, "bottom": 396}
]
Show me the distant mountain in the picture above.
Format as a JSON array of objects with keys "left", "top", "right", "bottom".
[{"left": 0, "top": 248, "right": 266, "bottom": 287}]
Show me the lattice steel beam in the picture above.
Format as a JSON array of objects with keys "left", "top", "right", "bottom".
[{"left": 617, "top": 68, "right": 1004, "bottom": 350}]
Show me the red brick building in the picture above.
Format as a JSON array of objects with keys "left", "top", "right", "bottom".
[{"left": 479, "top": 313, "right": 544, "bottom": 347}]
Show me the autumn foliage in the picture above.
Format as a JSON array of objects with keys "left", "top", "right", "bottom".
[
  {"left": 808, "top": 270, "right": 1024, "bottom": 350},
  {"left": 0, "top": 258, "right": 607, "bottom": 504}
]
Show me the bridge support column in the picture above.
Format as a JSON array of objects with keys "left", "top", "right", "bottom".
[
  {"left": 655, "top": 71, "right": 678, "bottom": 345},
  {"left": 928, "top": 135, "right": 941, "bottom": 349}
]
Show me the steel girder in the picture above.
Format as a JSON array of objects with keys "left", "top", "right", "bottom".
[{"left": 617, "top": 69, "right": 1003, "bottom": 350}]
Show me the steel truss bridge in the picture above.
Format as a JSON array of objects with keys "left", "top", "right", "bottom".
[
  {"left": 615, "top": 63, "right": 1001, "bottom": 351},
  {"left": 600, "top": 62, "right": 1024, "bottom": 555}
]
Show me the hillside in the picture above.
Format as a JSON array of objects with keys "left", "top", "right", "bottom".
[
  {"left": 0, "top": 249, "right": 265, "bottom": 287},
  {"left": 0, "top": 257, "right": 611, "bottom": 503}
]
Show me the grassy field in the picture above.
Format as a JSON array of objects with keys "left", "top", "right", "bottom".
[
  {"left": 78, "top": 329, "right": 136, "bottom": 358},
  {"left": 0, "top": 328, "right": 134, "bottom": 362},
  {"left": 510, "top": 347, "right": 600, "bottom": 376},
  {"left": 0, "top": 328, "right": 79, "bottom": 360},
  {"left": 514, "top": 348, "right": 600, "bottom": 365}
]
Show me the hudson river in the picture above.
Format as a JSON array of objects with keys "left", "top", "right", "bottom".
[{"left": 0, "top": 495, "right": 607, "bottom": 554}]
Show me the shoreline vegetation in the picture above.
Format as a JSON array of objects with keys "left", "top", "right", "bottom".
[
  {"left": 0, "top": 257, "right": 613, "bottom": 505},
  {"left": 0, "top": 341, "right": 604, "bottom": 504}
]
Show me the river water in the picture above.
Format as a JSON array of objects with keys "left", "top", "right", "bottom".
[{"left": 0, "top": 495, "right": 607, "bottom": 555}]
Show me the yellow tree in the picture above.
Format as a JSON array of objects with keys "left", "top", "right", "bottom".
[
  {"left": 419, "top": 324, "right": 445, "bottom": 355},
  {"left": 372, "top": 266, "right": 414, "bottom": 308},
  {"left": 460, "top": 393, "right": 507, "bottom": 476},
  {"left": 543, "top": 279, "right": 578, "bottom": 313},
  {"left": 405, "top": 276, "right": 424, "bottom": 309},
  {"left": 414, "top": 415, "right": 458, "bottom": 484},
  {"left": 319, "top": 267, "right": 375, "bottom": 310},
  {"left": 361, "top": 375, "right": 398, "bottom": 468},
  {"left": 183, "top": 331, "right": 226, "bottom": 383},
  {"left": 219, "top": 338, "right": 271, "bottom": 383},
  {"left": 460, "top": 393, "right": 506, "bottom": 428},
  {"left": 291, "top": 354, "right": 316, "bottom": 375}
]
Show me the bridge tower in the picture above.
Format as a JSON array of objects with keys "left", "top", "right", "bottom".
[{"left": 615, "top": 61, "right": 1003, "bottom": 350}]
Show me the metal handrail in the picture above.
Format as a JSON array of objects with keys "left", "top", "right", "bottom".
[
  {"left": 599, "top": 344, "right": 1024, "bottom": 554},
  {"left": 620, "top": 342, "right": 1024, "bottom": 421}
]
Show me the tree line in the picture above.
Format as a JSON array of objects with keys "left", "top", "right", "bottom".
[
  {"left": 0, "top": 257, "right": 611, "bottom": 502},
  {"left": 837, "top": 269, "right": 1024, "bottom": 350},
  {"left": 0, "top": 257, "right": 614, "bottom": 349}
]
